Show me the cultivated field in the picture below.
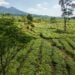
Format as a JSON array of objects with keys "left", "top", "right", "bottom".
[{"left": 0, "top": 16, "right": 75, "bottom": 75}]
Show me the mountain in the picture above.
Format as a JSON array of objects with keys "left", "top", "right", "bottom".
[
  {"left": 0, "top": 6, "right": 27, "bottom": 15},
  {"left": 0, "top": 6, "right": 56, "bottom": 18}
]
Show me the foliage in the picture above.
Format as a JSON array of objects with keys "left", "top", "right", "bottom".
[
  {"left": 50, "top": 17, "right": 57, "bottom": 23},
  {"left": 0, "top": 15, "right": 75, "bottom": 75},
  {"left": 0, "top": 16, "right": 33, "bottom": 75},
  {"left": 59, "top": 0, "right": 75, "bottom": 32},
  {"left": 27, "top": 14, "right": 33, "bottom": 24}
]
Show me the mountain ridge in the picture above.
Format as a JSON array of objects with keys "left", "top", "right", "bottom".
[
  {"left": 0, "top": 6, "right": 27, "bottom": 15},
  {"left": 0, "top": 6, "right": 62, "bottom": 18}
]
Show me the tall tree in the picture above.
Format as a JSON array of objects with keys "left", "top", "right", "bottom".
[
  {"left": 59, "top": 0, "right": 75, "bottom": 32},
  {"left": 0, "top": 17, "right": 32, "bottom": 75},
  {"left": 0, "top": 17, "right": 15, "bottom": 75},
  {"left": 27, "top": 14, "right": 33, "bottom": 24}
]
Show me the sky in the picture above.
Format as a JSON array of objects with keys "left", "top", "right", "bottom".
[{"left": 0, "top": 0, "right": 75, "bottom": 16}]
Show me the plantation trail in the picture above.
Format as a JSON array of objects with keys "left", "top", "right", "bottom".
[{"left": 50, "top": 61, "right": 56, "bottom": 75}]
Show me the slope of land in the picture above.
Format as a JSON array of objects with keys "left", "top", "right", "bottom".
[{"left": 0, "top": 16, "right": 75, "bottom": 75}]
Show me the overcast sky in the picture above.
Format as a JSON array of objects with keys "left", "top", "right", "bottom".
[{"left": 0, "top": 0, "right": 75, "bottom": 16}]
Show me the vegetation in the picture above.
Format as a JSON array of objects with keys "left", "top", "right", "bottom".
[
  {"left": 50, "top": 17, "right": 57, "bottom": 23},
  {"left": 27, "top": 14, "right": 33, "bottom": 24},
  {"left": 0, "top": 5, "right": 75, "bottom": 75},
  {"left": 59, "top": 0, "right": 75, "bottom": 32}
]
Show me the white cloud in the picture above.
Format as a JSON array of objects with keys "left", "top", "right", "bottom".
[
  {"left": 72, "top": 1, "right": 75, "bottom": 4},
  {"left": 27, "top": 2, "right": 62, "bottom": 17},
  {"left": 0, "top": 0, "right": 9, "bottom": 7}
]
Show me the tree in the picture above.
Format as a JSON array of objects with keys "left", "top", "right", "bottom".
[
  {"left": 59, "top": 0, "right": 75, "bottom": 32},
  {"left": 0, "top": 17, "right": 14, "bottom": 75},
  {"left": 50, "top": 17, "right": 57, "bottom": 23},
  {"left": 0, "top": 16, "right": 33, "bottom": 75},
  {"left": 27, "top": 14, "right": 33, "bottom": 24}
]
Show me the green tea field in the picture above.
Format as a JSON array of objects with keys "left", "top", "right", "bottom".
[{"left": 0, "top": 16, "right": 75, "bottom": 75}]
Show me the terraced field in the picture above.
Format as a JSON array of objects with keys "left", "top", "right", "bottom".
[
  {"left": 4, "top": 37, "right": 75, "bottom": 75},
  {"left": 0, "top": 17, "right": 75, "bottom": 75}
]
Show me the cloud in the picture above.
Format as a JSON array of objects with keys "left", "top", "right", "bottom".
[
  {"left": 27, "top": 2, "right": 62, "bottom": 16},
  {"left": 0, "top": 0, "right": 9, "bottom": 6}
]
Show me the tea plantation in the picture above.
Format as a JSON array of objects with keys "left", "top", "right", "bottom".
[{"left": 0, "top": 16, "right": 75, "bottom": 75}]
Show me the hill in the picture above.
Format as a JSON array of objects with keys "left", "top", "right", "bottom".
[{"left": 0, "top": 6, "right": 27, "bottom": 15}]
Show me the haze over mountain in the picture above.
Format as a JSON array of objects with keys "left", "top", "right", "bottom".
[
  {"left": 0, "top": 6, "right": 27, "bottom": 15},
  {"left": 0, "top": 6, "right": 51, "bottom": 17}
]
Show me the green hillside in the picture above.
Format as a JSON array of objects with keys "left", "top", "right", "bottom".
[{"left": 0, "top": 15, "right": 75, "bottom": 75}]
